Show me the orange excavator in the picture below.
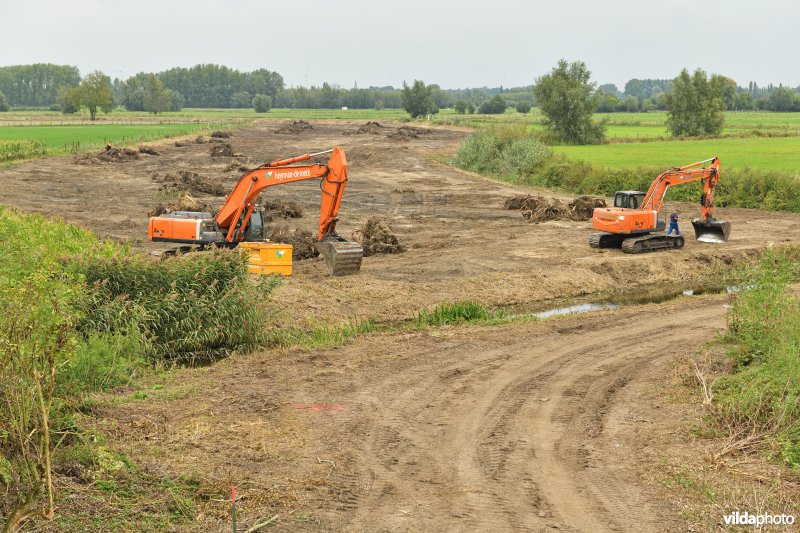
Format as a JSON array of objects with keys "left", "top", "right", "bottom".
[
  {"left": 148, "top": 146, "right": 363, "bottom": 275},
  {"left": 589, "top": 157, "right": 731, "bottom": 253}
]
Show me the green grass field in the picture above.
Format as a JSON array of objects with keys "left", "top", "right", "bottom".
[{"left": 552, "top": 136, "right": 800, "bottom": 172}]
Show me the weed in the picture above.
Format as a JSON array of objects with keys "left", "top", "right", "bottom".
[{"left": 417, "top": 301, "right": 505, "bottom": 327}]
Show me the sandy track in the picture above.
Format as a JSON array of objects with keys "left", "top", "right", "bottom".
[{"left": 102, "top": 295, "right": 727, "bottom": 531}]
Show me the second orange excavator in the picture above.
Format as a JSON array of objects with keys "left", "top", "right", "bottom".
[
  {"left": 589, "top": 157, "right": 731, "bottom": 253},
  {"left": 148, "top": 146, "right": 363, "bottom": 275}
]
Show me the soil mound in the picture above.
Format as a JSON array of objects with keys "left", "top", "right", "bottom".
[
  {"left": 263, "top": 199, "right": 303, "bottom": 220},
  {"left": 174, "top": 140, "right": 190, "bottom": 147},
  {"left": 137, "top": 146, "right": 160, "bottom": 156},
  {"left": 195, "top": 136, "right": 208, "bottom": 144},
  {"left": 345, "top": 121, "right": 385, "bottom": 135},
  {"left": 275, "top": 120, "right": 313, "bottom": 134},
  {"left": 76, "top": 144, "right": 140, "bottom": 165},
  {"left": 505, "top": 194, "right": 607, "bottom": 222},
  {"left": 148, "top": 192, "right": 212, "bottom": 217},
  {"left": 152, "top": 170, "right": 226, "bottom": 196},
  {"left": 267, "top": 226, "right": 319, "bottom": 260},
  {"left": 210, "top": 131, "right": 231, "bottom": 139},
  {"left": 210, "top": 143, "right": 234, "bottom": 157},
  {"left": 568, "top": 196, "right": 606, "bottom": 220},
  {"left": 387, "top": 126, "right": 430, "bottom": 140},
  {"left": 353, "top": 217, "right": 404, "bottom": 256}
]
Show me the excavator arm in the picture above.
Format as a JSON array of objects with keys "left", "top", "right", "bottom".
[
  {"left": 217, "top": 146, "right": 348, "bottom": 242},
  {"left": 641, "top": 157, "right": 720, "bottom": 220}
]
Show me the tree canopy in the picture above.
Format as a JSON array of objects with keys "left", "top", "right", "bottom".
[
  {"left": 533, "top": 60, "right": 606, "bottom": 144},
  {"left": 665, "top": 68, "right": 725, "bottom": 136},
  {"left": 401, "top": 80, "right": 439, "bottom": 118}
]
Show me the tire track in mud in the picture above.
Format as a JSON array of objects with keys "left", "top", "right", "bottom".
[{"left": 344, "top": 298, "right": 727, "bottom": 532}]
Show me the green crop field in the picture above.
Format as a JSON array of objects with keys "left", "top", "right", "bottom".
[
  {"left": 0, "top": 122, "right": 234, "bottom": 162},
  {"left": 552, "top": 135, "right": 800, "bottom": 172}
]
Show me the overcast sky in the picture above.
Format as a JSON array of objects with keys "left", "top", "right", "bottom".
[{"left": 3, "top": 0, "right": 797, "bottom": 90}]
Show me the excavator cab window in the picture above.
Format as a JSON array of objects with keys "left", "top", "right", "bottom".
[
  {"left": 244, "top": 208, "right": 265, "bottom": 241},
  {"left": 614, "top": 192, "right": 646, "bottom": 209}
]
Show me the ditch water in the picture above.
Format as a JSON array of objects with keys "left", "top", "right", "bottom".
[{"left": 511, "top": 283, "right": 744, "bottom": 320}]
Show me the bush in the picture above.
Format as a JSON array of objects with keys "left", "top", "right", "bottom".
[
  {"left": 252, "top": 93, "right": 271, "bottom": 113},
  {"left": 478, "top": 94, "right": 506, "bottom": 114},
  {"left": 515, "top": 102, "right": 531, "bottom": 113},
  {"left": 452, "top": 129, "right": 551, "bottom": 179},
  {"left": 0, "top": 140, "right": 47, "bottom": 162},
  {"left": 231, "top": 91, "right": 252, "bottom": 109},
  {"left": 454, "top": 100, "right": 467, "bottom": 114}
]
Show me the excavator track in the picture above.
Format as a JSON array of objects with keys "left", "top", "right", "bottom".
[
  {"left": 588, "top": 232, "right": 628, "bottom": 249},
  {"left": 621, "top": 234, "right": 684, "bottom": 254}
]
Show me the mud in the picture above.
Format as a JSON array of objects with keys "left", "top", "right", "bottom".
[
  {"left": 387, "top": 125, "right": 431, "bottom": 140},
  {"left": 152, "top": 170, "right": 226, "bottom": 196},
  {"left": 353, "top": 217, "right": 404, "bottom": 256},
  {"left": 209, "top": 143, "right": 234, "bottom": 157},
  {"left": 275, "top": 120, "right": 313, "bottom": 134},
  {"left": 210, "top": 131, "right": 231, "bottom": 139},
  {"left": 137, "top": 146, "right": 160, "bottom": 156}
]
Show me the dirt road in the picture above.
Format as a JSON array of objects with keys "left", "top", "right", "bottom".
[
  {"left": 1, "top": 120, "right": 798, "bottom": 327},
  {"left": 102, "top": 294, "right": 727, "bottom": 531}
]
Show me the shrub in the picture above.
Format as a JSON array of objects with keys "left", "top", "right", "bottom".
[
  {"left": 0, "top": 139, "right": 47, "bottom": 162},
  {"left": 231, "top": 91, "right": 252, "bottom": 109},
  {"left": 252, "top": 94, "right": 271, "bottom": 113},
  {"left": 515, "top": 102, "right": 531, "bottom": 113},
  {"left": 478, "top": 94, "right": 506, "bottom": 114},
  {"left": 452, "top": 129, "right": 551, "bottom": 180}
]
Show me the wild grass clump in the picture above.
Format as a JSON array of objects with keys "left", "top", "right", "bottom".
[
  {"left": 0, "top": 139, "right": 47, "bottom": 162},
  {"left": 74, "top": 249, "right": 279, "bottom": 364},
  {"left": 452, "top": 128, "right": 551, "bottom": 179},
  {"left": 711, "top": 248, "right": 800, "bottom": 468},
  {"left": 417, "top": 301, "right": 505, "bottom": 326}
]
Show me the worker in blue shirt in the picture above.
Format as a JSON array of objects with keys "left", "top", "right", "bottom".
[{"left": 666, "top": 209, "right": 680, "bottom": 236}]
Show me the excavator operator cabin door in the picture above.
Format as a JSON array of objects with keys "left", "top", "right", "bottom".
[{"left": 614, "top": 192, "right": 646, "bottom": 209}]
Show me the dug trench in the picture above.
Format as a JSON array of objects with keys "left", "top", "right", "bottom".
[{"left": 3, "top": 120, "right": 800, "bottom": 529}]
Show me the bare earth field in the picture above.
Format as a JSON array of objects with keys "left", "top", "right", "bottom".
[{"left": 3, "top": 120, "right": 800, "bottom": 531}]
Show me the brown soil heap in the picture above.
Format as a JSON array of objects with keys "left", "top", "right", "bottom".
[
  {"left": 345, "top": 121, "right": 385, "bottom": 135},
  {"left": 353, "top": 217, "right": 404, "bottom": 256},
  {"left": 210, "top": 131, "right": 231, "bottom": 139},
  {"left": 210, "top": 143, "right": 234, "bottom": 157},
  {"left": 148, "top": 192, "right": 212, "bottom": 217},
  {"left": 263, "top": 199, "right": 303, "bottom": 219},
  {"left": 152, "top": 170, "right": 226, "bottom": 196},
  {"left": 275, "top": 120, "right": 313, "bottom": 134},
  {"left": 174, "top": 140, "right": 190, "bottom": 147},
  {"left": 75, "top": 144, "right": 141, "bottom": 165},
  {"left": 387, "top": 126, "right": 431, "bottom": 140},
  {"left": 137, "top": 146, "right": 160, "bottom": 156},
  {"left": 568, "top": 195, "right": 606, "bottom": 219},
  {"left": 505, "top": 194, "right": 606, "bottom": 222},
  {"left": 267, "top": 226, "right": 319, "bottom": 260},
  {"left": 195, "top": 136, "right": 208, "bottom": 144}
]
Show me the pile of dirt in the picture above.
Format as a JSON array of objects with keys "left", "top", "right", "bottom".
[
  {"left": 568, "top": 196, "right": 606, "bottom": 220},
  {"left": 353, "top": 217, "right": 404, "bottom": 256},
  {"left": 345, "top": 121, "right": 385, "bottom": 135},
  {"left": 148, "top": 192, "right": 212, "bottom": 217},
  {"left": 195, "top": 136, "right": 208, "bottom": 144},
  {"left": 174, "top": 140, "right": 190, "bottom": 147},
  {"left": 263, "top": 199, "right": 303, "bottom": 220},
  {"left": 275, "top": 120, "right": 313, "bottom": 134},
  {"left": 137, "top": 146, "right": 160, "bottom": 156},
  {"left": 152, "top": 170, "right": 226, "bottom": 196},
  {"left": 75, "top": 144, "right": 140, "bottom": 165},
  {"left": 210, "top": 143, "right": 234, "bottom": 157},
  {"left": 505, "top": 194, "right": 606, "bottom": 222},
  {"left": 387, "top": 126, "right": 430, "bottom": 140},
  {"left": 210, "top": 131, "right": 231, "bottom": 139},
  {"left": 267, "top": 226, "right": 319, "bottom": 260}
]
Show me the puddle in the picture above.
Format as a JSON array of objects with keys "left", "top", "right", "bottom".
[{"left": 508, "top": 282, "right": 743, "bottom": 320}]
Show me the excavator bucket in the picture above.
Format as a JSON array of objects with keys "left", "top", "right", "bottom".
[
  {"left": 692, "top": 218, "right": 731, "bottom": 243},
  {"left": 315, "top": 236, "right": 363, "bottom": 276}
]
